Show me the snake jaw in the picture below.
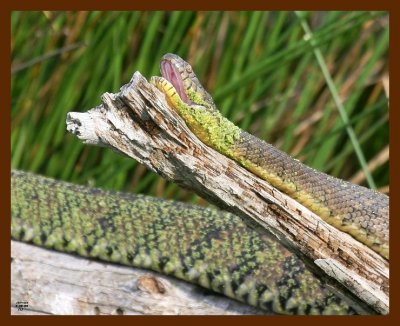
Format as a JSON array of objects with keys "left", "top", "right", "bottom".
[
  {"left": 151, "top": 76, "right": 193, "bottom": 113},
  {"left": 160, "top": 59, "right": 191, "bottom": 104},
  {"left": 160, "top": 53, "right": 216, "bottom": 111}
]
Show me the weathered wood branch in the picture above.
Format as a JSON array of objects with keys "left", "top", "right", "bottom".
[
  {"left": 66, "top": 72, "right": 389, "bottom": 314},
  {"left": 11, "top": 241, "right": 263, "bottom": 315}
]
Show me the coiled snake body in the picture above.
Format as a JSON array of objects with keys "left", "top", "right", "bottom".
[{"left": 12, "top": 170, "right": 369, "bottom": 314}]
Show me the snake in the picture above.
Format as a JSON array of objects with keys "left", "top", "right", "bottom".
[
  {"left": 11, "top": 54, "right": 387, "bottom": 314},
  {"left": 151, "top": 53, "right": 389, "bottom": 260},
  {"left": 12, "top": 170, "right": 373, "bottom": 315}
]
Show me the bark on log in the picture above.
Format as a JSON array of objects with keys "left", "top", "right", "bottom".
[
  {"left": 11, "top": 241, "right": 264, "bottom": 315},
  {"left": 65, "top": 72, "right": 389, "bottom": 314}
]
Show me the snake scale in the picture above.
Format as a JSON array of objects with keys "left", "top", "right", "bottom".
[
  {"left": 12, "top": 170, "right": 371, "bottom": 314},
  {"left": 12, "top": 54, "right": 388, "bottom": 315},
  {"left": 151, "top": 54, "right": 389, "bottom": 259}
]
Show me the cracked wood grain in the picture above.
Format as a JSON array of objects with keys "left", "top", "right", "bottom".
[{"left": 11, "top": 241, "right": 264, "bottom": 315}]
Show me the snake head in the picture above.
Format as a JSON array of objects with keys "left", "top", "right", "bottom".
[
  {"left": 151, "top": 54, "right": 240, "bottom": 153},
  {"left": 153, "top": 53, "right": 216, "bottom": 112}
]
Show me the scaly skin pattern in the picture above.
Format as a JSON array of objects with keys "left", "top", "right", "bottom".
[
  {"left": 11, "top": 170, "right": 366, "bottom": 315},
  {"left": 151, "top": 53, "right": 389, "bottom": 259}
]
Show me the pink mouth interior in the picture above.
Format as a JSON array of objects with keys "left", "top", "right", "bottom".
[{"left": 160, "top": 60, "right": 190, "bottom": 103}]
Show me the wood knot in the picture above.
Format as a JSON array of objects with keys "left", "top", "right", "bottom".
[{"left": 137, "top": 275, "right": 167, "bottom": 295}]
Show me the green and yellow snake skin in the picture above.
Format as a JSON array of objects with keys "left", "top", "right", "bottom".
[
  {"left": 11, "top": 54, "right": 387, "bottom": 315},
  {"left": 12, "top": 170, "right": 371, "bottom": 315},
  {"left": 151, "top": 53, "right": 389, "bottom": 259}
]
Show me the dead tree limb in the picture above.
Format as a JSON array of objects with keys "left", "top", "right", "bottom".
[
  {"left": 11, "top": 241, "right": 263, "bottom": 315},
  {"left": 66, "top": 72, "right": 389, "bottom": 314}
]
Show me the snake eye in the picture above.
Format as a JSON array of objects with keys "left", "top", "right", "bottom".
[{"left": 186, "top": 65, "right": 192, "bottom": 73}]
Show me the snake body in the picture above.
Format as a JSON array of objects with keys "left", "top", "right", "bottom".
[
  {"left": 12, "top": 170, "right": 370, "bottom": 315},
  {"left": 151, "top": 53, "right": 389, "bottom": 259},
  {"left": 11, "top": 54, "right": 387, "bottom": 314}
]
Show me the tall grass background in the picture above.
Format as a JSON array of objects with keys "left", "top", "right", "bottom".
[{"left": 11, "top": 11, "right": 389, "bottom": 205}]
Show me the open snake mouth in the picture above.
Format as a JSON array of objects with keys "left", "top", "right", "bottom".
[{"left": 160, "top": 60, "right": 190, "bottom": 104}]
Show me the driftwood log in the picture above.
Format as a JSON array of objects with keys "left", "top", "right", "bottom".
[
  {"left": 11, "top": 241, "right": 264, "bottom": 315},
  {"left": 64, "top": 72, "right": 389, "bottom": 314},
  {"left": 63, "top": 72, "right": 388, "bottom": 314}
]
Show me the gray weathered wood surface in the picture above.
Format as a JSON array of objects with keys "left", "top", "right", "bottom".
[{"left": 11, "top": 241, "right": 264, "bottom": 315}]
